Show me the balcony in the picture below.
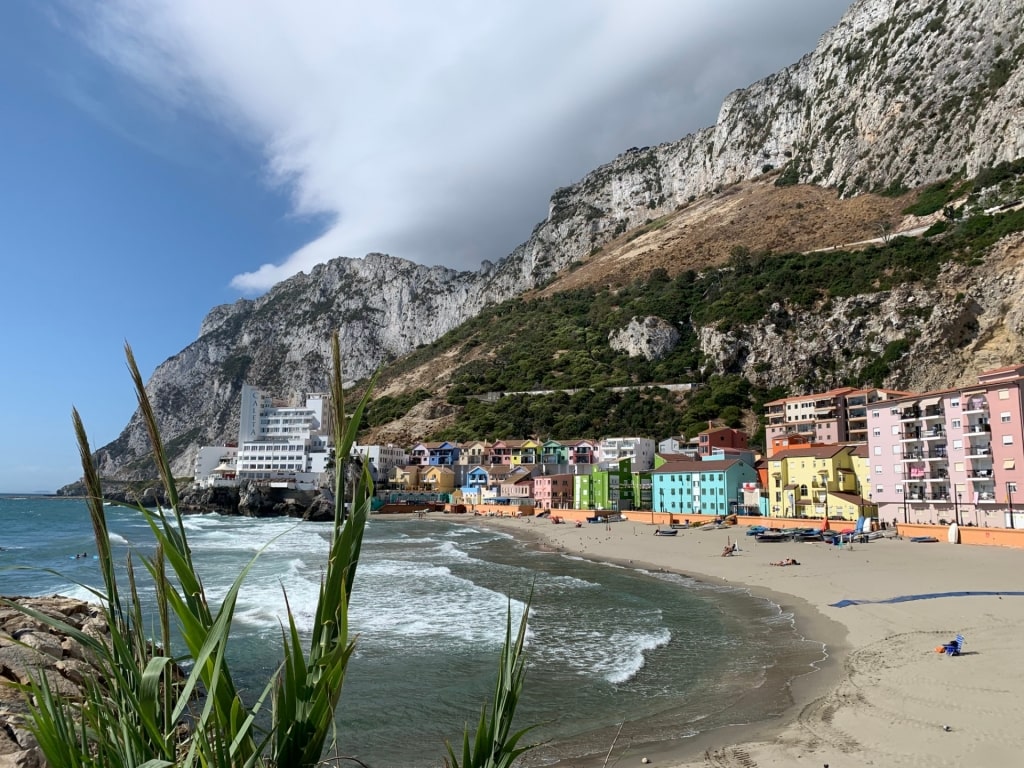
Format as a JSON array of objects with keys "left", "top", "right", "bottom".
[
  {"left": 921, "top": 408, "right": 945, "bottom": 421},
  {"left": 965, "top": 424, "right": 991, "bottom": 435},
  {"left": 921, "top": 428, "right": 945, "bottom": 439},
  {"left": 902, "top": 448, "right": 948, "bottom": 461},
  {"left": 900, "top": 409, "right": 921, "bottom": 421},
  {"left": 963, "top": 398, "right": 988, "bottom": 414}
]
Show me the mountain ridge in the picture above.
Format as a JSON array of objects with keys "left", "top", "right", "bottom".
[{"left": 82, "top": 0, "right": 1024, "bottom": 484}]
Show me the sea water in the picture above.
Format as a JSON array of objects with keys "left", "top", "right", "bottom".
[{"left": 0, "top": 496, "right": 823, "bottom": 766}]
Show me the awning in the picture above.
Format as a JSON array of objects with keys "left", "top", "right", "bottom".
[
  {"left": 784, "top": 483, "right": 799, "bottom": 490},
  {"left": 918, "top": 396, "right": 941, "bottom": 407},
  {"left": 960, "top": 389, "right": 984, "bottom": 398}
]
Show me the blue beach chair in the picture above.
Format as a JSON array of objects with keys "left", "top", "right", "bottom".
[{"left": 944, "top": 634, "right": 965, "bottom": 656}]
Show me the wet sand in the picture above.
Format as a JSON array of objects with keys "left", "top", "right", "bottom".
[{"left": 432, "top": 513, "right": 1024, "bottom": 768}]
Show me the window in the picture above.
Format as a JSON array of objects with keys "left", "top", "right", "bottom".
[
  {"left": 892, "top": 444, "right": 901, "bottom": 454},
  {"left": 896, "top": 486, "right": 904, "bottom": 495},
  {"left": 875, "top": 465, "right": 883, "bottom": 474},
  {"left": 950, "top": 398, "right": 960, "bottom": 408},
  {"left": 873, "top": 428, "right": 881, "bottom": 437},
  {"left": 1001, "top": 412, "right": 1012, "bottom": 423},
  {"left": 999, "top": 389, "right": 1010, "bottom": 400},
  {"left": 891, "top": 425, "right": 901, "bottom": 435},
  {"left": 874, "top": 446, "right": 882, "bottom": 455},
  {"left": 953, "top": 439, "right": 963, "bottom": 450},
  {"left": 875, "top": 485, "right": 884, "bottom": 495},
  {"left": 1010, "top": 483, "right": 1019, "bottom": 494},
  {"left": 1003, "top": 435, "right": 1014, "bottom": 445},
  {"left": 872, "top": 409, "right": 880, "bottom": 418},
  {"left": 952, "top": 419, "right": 961, "bottom": 429}
]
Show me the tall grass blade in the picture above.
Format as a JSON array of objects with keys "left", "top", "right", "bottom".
[
  {"left": 445, "top": 596, "right": 538, "bottom": 768},
  {"left": 271, "top": 331, "right": 376, "bottom": 766}
]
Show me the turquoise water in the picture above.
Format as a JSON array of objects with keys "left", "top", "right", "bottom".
[{"left": 0, "top": 496, "right": 823, "bottom": 766}]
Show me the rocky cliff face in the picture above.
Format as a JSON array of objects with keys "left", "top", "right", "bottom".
[{"left": 88, "top": 0, "right": 1024, "bottom": 482}]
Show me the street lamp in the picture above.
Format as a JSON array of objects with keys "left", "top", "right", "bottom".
[
  {"left": 902, "top": 488, "right": 909, "bottom": 524},
  {"left": 1007, "top": 482, "right": 1016, "bottom": 529},
  {"left": 952, "top": 491, "right": 961, "bottom": 526}
]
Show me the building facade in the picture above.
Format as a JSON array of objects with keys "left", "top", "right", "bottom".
[
  {"left": 866, "top": 365, "right": 1024, "bottom": 527},
  {"left": 235, "top": 384, "right": 331, "bottom": 488},
  {"left": 764, "top": 387, "right": 906, "bottom": 457}
]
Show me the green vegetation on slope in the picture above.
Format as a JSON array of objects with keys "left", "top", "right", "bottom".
[{"left": 369, "top": 179, "right": 1024, "bottom": 448}]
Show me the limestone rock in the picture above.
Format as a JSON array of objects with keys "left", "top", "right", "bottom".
[
  {"left": 609, "top": 317, "right": 681, "bottom": 361},
  {"left": 0, "top": 596, "right": 107, "bottom": 766}
]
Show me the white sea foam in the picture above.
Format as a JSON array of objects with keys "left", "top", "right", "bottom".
[
  {"left": 107, "top": 533, "right": 130, "bottom": 545},
  {"left": 56, "top": 583, "right": 103, "bottom": 603},
  {"left": 541, "top": 573, "right": 598, "bottom": 591},
  {"left": 602, "top": 626, "right": 673, "bottom": 684},
  {"left": 229, "top": 557, "right": 326, "bottom": 631},
  {"left": 433, "top": 540, "right": 472, "bottom": 560},
  {"left": 350, "top": 559, "right": 526, "bottom": 647}
]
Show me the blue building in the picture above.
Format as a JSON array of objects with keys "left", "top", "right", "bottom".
[{"left": 651, "top": 455, "right": 759, "bottom": 516}]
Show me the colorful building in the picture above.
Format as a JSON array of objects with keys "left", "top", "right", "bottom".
[
  {"left": 574, "top": 469, "right": 611, "bottom": 511},
  {"left": 866, "top": 365, "right": 1024, "bottom": 527},
  {"left": 651, "top": 455, "right": 759, "bottom": 517},
  {"left": 540, "top": 440, "right": 569, "bottom": 465},
  {"left": 764, "top": 445, "right": 873, "bottom": 520},
  {"left": 697, "top": 424, "right": 749, "bottom": 456},
  {"left": 458, "top": 441, "right": 491, "bottom": 466},
  {"left": 532, "top": 472, "right": 575, "bottom": 509},
  {"left": 764, "top": 387, "right": 906, "bottom": 457},
  {"left": 421, "top": 465, "right": 455, "bottom": 493}
]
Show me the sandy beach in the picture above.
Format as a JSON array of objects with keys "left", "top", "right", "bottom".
[{"left": 435, "top": 513, "right": 1024, "bottom": 768}]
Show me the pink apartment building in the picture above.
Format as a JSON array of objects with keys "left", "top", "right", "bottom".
[
  {"left": 532, "top": 473, "right": 575, "bottom": 509},
  {"left": 867, "top": 365, "right": 1024, "bottom": 528},
  {"left": 765, "top": 387, "right": 906, "bottom": 457}
]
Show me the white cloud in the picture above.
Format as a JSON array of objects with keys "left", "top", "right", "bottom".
[{"left": 82, "top": 0, "right": 851, "bottom": 293}]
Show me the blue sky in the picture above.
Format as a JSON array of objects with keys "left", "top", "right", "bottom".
[{"left": 0, "top": 1, "right": 851, "bottom": 493}]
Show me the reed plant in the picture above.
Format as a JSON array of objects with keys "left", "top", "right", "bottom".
[{"left": 4, "top": 332, "right": 535, "bottom": 767}]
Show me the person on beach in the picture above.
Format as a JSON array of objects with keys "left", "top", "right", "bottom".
[
  {"left": 771, "top": 558, "right": 799, "bottom": 566},
  {"left": 721, "top": 541, "right": 738, "bottom": 556}
]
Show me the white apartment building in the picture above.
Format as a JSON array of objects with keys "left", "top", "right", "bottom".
[
  {"left": 351, "top": 443, "right": 409, "bottom": 481},
  {"left": 597, "top": 437, "right": 656, "bottom": 471},
  {"left": 236, "top": 383, "right": 332, "bottom": 489},
  {"left": 193, "top": 445, "right": 238, "bottom": 488}
]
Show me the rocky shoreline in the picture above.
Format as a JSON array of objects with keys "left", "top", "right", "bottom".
[
  {"left": 0, "top": 596, "right": 109, "bottom": 768},
  {"left": 55, "top": 483, "right": 337, "bottom": 521}
]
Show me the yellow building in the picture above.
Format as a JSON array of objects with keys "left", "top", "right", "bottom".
[
  {"left": 458, "top": 441, "right": 491, "bottom": 466},
  {"left": 421, "top": 465, "right": 455, "bottom": 493},
  {"left": 392, "top": 465, "right": 421, "bottom": 490},
  {"left": 767, "top": 445, "right": 875, "bottom": 521}
]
